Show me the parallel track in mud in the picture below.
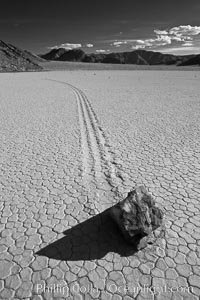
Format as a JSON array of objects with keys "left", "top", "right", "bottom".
[{"left": 46, "top": 79, "right": 122, "bottom": 197}]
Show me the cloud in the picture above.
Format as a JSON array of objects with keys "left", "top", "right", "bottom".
[
  {"left": 112, "top": 39, "right": 145, "bottom": 48},
  {"left": 112, "top": 41, "right": 127, "bottom": 46},
  {"left": 112, "top": 25, "right": 200, "bottom": 51},
  {"left": 154, "top": 29, "right": 168, "bottom": 35},
  {"left": 154, "top": 35, "right": 172, "bottom": 45},
  {"left": 169, "top": 25, "right": 200, "bottom": 37},
  {"left": 49, "top": 42, "right": 95, "bottom": 50},
  {"left": 132, "top": 35, "right": 171, "bottom": 49},
  {"left": 48, "top": 43, "right": 82, "bottom": 50},
  {"left": 170, "top": 36, "right": 183, "bottom": 42},
  {"left": 96, "top": 49, "right": 110, "bottom": 53},
  {"left": 132, "top": 45, "right": 146, "bottom": 50},
  {"left": 159, "top": 46, "right": 200, "bottom": 54},
  {"left": 136, "top": 40, "right": 145, "bottom": 44},
  {"left": 86, "top": 44, "right": 93, "bottom": 48},
  {"left": 182, "top": 42, "right": 193, "bottom": 46}
]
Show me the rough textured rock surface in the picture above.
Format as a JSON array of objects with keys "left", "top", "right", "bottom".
[
  {"left": 110, "top": 186, "right": 164, "bottom": 246},
  {"left": 0, "top": 40, "right": 42, "bottom": 72}
]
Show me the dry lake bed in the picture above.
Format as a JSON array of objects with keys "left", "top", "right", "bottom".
[{"left": 0, "top": 69, "right": 200, "bottom": 299}]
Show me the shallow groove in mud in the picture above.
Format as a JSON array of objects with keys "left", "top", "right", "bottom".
[{"left": 45, "top": 79, "right": 122, "bottom": 195}]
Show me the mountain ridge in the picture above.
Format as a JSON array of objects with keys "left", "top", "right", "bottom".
[{"left": 40, "top": 48, "right": 199, "bottom": 66}]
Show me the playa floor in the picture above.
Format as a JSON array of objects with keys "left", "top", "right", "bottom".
[{"left": 0, "top": 70, "right": 200, "bottom": 299}]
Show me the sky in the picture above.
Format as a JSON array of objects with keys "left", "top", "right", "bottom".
[{"left": 0, "top": 0, "right": 200, "bottom": 55}]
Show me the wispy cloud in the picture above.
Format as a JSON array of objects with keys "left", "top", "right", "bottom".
[
  {"left": 182, "top": 42, "right": 193, "bottom": 46},
  {"left": 154, "top": 29, "right": 168, "bottom": 35},
  {"left": 159, "top": 46, "right": 200, "bottom": 54},
  {"left": 86, "top": 43, "right": 94, "bottom": 48},
  {"left": 48, "top": 43, "right": 82, "bottom": 50},
  {"left": 113, "top": 41, "right": 128, "bottom": 46},
  {"left": 48, "top": 42, "right": 94, "bottom": 50},
  {"left": 96, "top": 49, "right": 110, "bottom": 53}
]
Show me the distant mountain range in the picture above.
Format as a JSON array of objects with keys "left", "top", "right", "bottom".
[
  {"left": 0, "top": 40, "right": 43, "bottom": 72},
  {"left": 178, "top": 54, "right": 200, "bottom": 66},
  {"left": 1, "top": 39, "right": 200, "bottom": 72},
  {"left": 41, "top": 48, "right": 200, "bottom": 66}
]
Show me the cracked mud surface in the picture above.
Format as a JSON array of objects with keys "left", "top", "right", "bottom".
[{"left": 0, "top": 70, "right": 200, "bottom": 299}]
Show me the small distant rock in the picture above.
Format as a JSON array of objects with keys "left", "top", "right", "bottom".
[{"left": 110, "top": 186, "right": 164, "bottom": 249}]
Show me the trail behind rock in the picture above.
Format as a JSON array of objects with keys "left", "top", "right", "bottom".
[{"left": 46, "top": 79, "right": 123, "bottom": 210}]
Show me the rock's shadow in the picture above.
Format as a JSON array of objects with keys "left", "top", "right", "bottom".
[{"left": 36, "top": 209, "right": 140, "bottom": 261}]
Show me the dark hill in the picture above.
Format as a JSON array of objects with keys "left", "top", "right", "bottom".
[
  {"left": 178, "top": 54, "right": 200, "bottom": 66},
  {"left": 40, "top": 48, "right": 67, "bottom": 61},
  {"left": 59, "top": 49, "right": 86, "bottom": 61},
  {"left": 0, "top": 40, "right": 42, "bottom": 72}
]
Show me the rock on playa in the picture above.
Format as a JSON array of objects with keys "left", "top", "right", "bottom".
[{"left": 110, "top": 186, "right": 164, "bottom": 248}]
